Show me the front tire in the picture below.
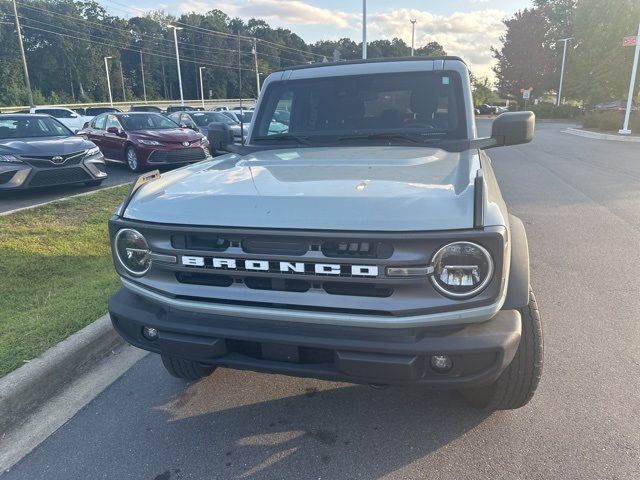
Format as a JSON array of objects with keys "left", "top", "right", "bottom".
[
  {"left": 460, "top": 290, "right": 543, "bottom": 411},
  {"left": 125, "top": 146, "right": 142, "bottom": 172},
  {"left": 161, "top": 355, "right": 216, "bottom": 381}
]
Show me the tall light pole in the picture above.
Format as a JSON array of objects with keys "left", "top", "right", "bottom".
[
  {"left": 556, "top": 37, "right": 573, "bottom": 106},
  {"left": 169, "top": 25, "right": 184, "bottom": 106},
  {"left": 252, "top": 38, "right": 260, "bottom": 96},
  {"left": 410, "top": 19, "right": 417, "bottom": 56},
  {"left": 11, "top": 0, "right": 33, "bottom": 106},
  {"left": 140, "top": 50, "right": 147, "bottom": 104},
  {"left": 104, "top": 56, "right": 113, "bottom": 107},
  {"left": 119, "top": 61, "right": 126, "bottom": 102},
  {"left": 620, "top": 24, "right": 640, "bottom": 135},
  {"left": 362, "top": 0, "right": 367, "bottom": 59},
  {"left": 198, "top": 66, "right": 206, "bottom": 109}
]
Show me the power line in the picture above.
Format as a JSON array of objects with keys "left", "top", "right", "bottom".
[{"left": 18, "top": 21, "right": 260, "bottom": 72}]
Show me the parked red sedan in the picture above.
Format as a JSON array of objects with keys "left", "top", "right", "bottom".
[{"left": 80, "top": 112, "right": 211, "bottom": 171}]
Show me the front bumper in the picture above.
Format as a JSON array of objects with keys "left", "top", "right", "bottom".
[
  {"left": 0, "top": 155, "right": 106, "bottom": 190},
  {"left": 139, "top": 144, "right": 211, "bottom": 167},
  {"left": 109, "top": 287, "right": 521, "bottom": 387}
]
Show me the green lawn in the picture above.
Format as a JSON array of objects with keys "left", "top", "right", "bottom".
[{"left": 0, "top": 185, "right": 130, "bottom": 377}]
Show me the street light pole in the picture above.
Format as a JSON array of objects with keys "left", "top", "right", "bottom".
[
  {"left": 556, "top": 37, "right": 573, "bottom": 106},
  {"left": 199, "top": 66, "right": 205, "bottom": 109},
  {"left": 410, "top": 19, "right": 417, "bottom": 56},
  {"left": 362, "top": 0, "right": 367, "bottom": 59},
  {"left": 620, "top": 23, "right": 640, "bottom": 135},
  {"left": 11, "top": 0, "right": 33, "bottom": 106},
  {"left": 252, "top": 38, "right": 260, "bottom": 96},
  {"left": 140, "top": 50, "right": 147, "bottom": 104},
  {"left": 169, "top": 25, "right": 184, "bottom": 106},
  {"left": 104, "top": 56, "right": 113, "bottom": 107},
  {"left": 119, "top": 61, "right": 126, "bottom": 102}
]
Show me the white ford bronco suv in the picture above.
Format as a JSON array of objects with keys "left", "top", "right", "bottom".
[{"left": 108, "top": 57, "right": 542, "bottom": 411}]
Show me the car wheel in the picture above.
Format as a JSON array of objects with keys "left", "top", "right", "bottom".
[
  {"left": 84, "top": 179, "right": 103, "bottom": 187},
  {"left": 126, "top": 146, "right": 142, "bottom": 172},
  {"left": 459, "top": 289, "right": 543, "bottom": 411},
  {"left": 161, "top": 355, "right": 216, "bottom": 381}
]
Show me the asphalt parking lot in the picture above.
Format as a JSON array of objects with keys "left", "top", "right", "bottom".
[
  {"left": 2, "top": 121, "right": 639, "bottom": 479},
  {"left": 0, "top": 162, "right": 137, "bottom": 214}
]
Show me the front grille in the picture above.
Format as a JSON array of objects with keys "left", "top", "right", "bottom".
[
  {"left": 29, "top": 167, "right": 91, "bottom": 187},
  {"left": 21, "top": 151, "right": 85, "bottom": 168},
  {"left": 0, "top": 171, "right": 16, "bottom": 184},
  {"left": 149, "top": 148, "right": 207, "bottom": 163}
]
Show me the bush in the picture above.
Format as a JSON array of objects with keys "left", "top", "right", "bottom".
[
  {"left": 582, "top": 111, "right": 640, "bottom": 132},
  {"left": 529, "top": 102, "right": 583, "bottom": 119}
]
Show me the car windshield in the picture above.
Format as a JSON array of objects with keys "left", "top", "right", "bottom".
[
  {"left": 118, "top": 113, "right": 179, "bottom": 131},
  {"left": 86, "top": 108, "right": 118, "bottom": 115},
  {"left": 252, "top": 71, "right": 466, "bottom": 143},
  {"left": 237, "top": 111, "right": 253, "bottom": 123},
  {"left": 191, "top": 112, "right": 236, "bottom": 126},
  {"left": 0, "top": 116, "right": 72, "bottom": 139}
]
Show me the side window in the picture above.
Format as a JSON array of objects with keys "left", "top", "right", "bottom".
[
  {"left": 105, "top": 115, "right": 121, "bottom": 131},
  {"left": 41, "top": 109, "right": 73, "bottom": 118},
  {"left": 169, "top": 113, "right": 181, "bottom": 124},
  {"left": 180, "top": 114, "right": 195, "bottom": 127},
  {"left": 94, "top": 114, "right": 107, "bottom": 130}
]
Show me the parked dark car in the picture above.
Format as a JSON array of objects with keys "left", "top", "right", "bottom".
[
  {"left": 0, "top": 114, "right": 106, "bottom": 190},
  {"left": 130, "top": 105, "right": 163, "bottom": 113},
  {"left": 165, "top": 105, "right": 196, "bottom": 114},
  {"left": 79, "top": 112, "right": 210, "bottom": 172},
  {"left": 168, "top": 111, "right": 245, "bottom": 143},
  {"left": 85, "top": 107, "right": 122, "bottom": 116},
  {"left": 475, "top": 104, "right": 497, "bottom": 115}
]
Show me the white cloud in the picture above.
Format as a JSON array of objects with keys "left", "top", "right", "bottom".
[{"left": 368, "top": 8, "right": 507, "bottom": 80}]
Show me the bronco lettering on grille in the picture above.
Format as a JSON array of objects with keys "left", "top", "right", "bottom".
[{"left": 181, "top": 256, "right": 379, "bottom": 277}]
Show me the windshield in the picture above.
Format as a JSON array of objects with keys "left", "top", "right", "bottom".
[
  {"left": 237, "top": 111, "right": 254, "bottom": 123},
  {"left": 252, "top": 71, "right": 466, "bottom": 144},
  {"left": 118, "top": 113, "right": 179, "bottom": 131},
  {"left": 0, "top": 116, "right": 72, "bottom": 139},
  {"left": 191, "top": 112, "right": 236, "bottom": 127}
]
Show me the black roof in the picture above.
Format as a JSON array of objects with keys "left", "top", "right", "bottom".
[{"left": 273, "top": 55, "right": 466, "bottom": 73}]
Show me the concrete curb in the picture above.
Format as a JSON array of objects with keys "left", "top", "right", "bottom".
[
  {"left": 563, "top": 127, "right": 640, "bottom": 142},
  {"left": 0, "top": 183, "right": 129, "bottom": 217},
  {"left": 0, "top": 314, "right": 123, "bottom": 434}
]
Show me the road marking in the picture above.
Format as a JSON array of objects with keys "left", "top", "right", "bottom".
[{"left": 0, "top": 182, "right": 130, "bottom": 217}]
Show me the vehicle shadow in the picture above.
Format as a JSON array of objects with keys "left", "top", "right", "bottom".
[{"left": 150, "top": 364, "right": 492, "bottom": 479}]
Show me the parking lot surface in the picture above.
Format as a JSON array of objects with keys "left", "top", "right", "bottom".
[
  {"left": 2, "top": 121, "right": 639, "bottom": 479},
  {"left": 0, "top": 163, "right": 137, "bottom": 214}
]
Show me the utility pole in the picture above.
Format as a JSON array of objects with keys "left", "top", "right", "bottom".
[
  {"left": 104, "top": 56, "right": 113, "bottom": 106},
  {"left": 198, "top": 66, "right": 205, "bottom": 109},
  {"left": 620, "top": 24, "right": 640, "bottom": 135},
  {"left": 140, "top": 51, "right": 147, "bottom": 104},
  {"left": 119, "top": 61, "right": 126, "bottom": 102},
  {"left": 362, "top": 0, "right": 367, "bottom": 59},
  {"left": 169, "top": 25, "right": 184, "bottom": 105},
  {"left": 556, "top": 37, "right": 573, "bottom": 106},
  {"left": 11, "top": 0, "right": 33, "bottom": 106},
  {"left": 410, "top": 19, "right": 417, "bottom": 56},
  {"left": 252, "top": 38, "right": 260, "bottom": 96}
]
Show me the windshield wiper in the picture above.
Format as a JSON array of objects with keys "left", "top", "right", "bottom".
[
  {"left": 253, "top": 134, "right": 312, "bottom": 146},
  {"left": 338, "top": 132, "right": 445, "bottom": 144}
]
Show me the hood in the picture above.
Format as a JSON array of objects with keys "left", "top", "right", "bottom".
[
  {"left": 123, "top": 146, "right": 480, "bottom": 231},
  {"left": 129, "top": 128, "right": 203, "bottom": 143},
  {"left": 0, "top": 135, "right": 95, "bottom": 155}
]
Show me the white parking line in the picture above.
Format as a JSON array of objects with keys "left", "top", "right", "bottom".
[{"left": 0, "top": 182, "right": 130, "bottom": 217}]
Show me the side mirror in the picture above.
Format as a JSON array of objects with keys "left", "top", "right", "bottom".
[
  {"left": 106, "top": 126, "right": 119, "bottom": 135},
  {"left": 488, "top": 111, "right": 535, "bottom": 148},
  {"left": 70, "top": 113, "right": 78, "bottom": 118},
  {"left": 82, "top": 121, "right": 90, "bottom": 129},
  {"left": 207, "top": 122, "right": 234, "bottom": 153}
]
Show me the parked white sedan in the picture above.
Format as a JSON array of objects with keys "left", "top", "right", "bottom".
[{"left": 25, "top": 106, "right": 90, "bottom": 133}]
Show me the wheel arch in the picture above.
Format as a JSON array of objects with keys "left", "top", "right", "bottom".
[{"left": 503, "top": 214, "right": 530, "bottom": 309}]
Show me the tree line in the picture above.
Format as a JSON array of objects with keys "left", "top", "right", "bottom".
[
  {"left": 0, "top": 0, "right": 446, "bottom": 107},
  {"left": 492, "top": 0, "right": 640, "bottom": 106}
]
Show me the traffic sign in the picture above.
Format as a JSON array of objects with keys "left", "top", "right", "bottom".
[
  {"left": 522, "top": 90, "right": 531, "bottom": 100},
  {"left": 623, "top": 36, "right": 638, "bottom": 47}
]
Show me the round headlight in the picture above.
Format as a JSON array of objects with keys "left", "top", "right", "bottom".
[
  {"left": 115, "top": 228, "right": 151, "bottom": 276},
  {"left": 430, "top": 241, "right": 494, "bottom": 298}
]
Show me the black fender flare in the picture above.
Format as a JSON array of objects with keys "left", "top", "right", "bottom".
[{"left": 503, "top": 214, "right": 531, "bottom": 309}]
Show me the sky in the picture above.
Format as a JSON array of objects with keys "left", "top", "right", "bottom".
[{"left": 103, "top": 0, "right": 533, "bottom": 80}]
